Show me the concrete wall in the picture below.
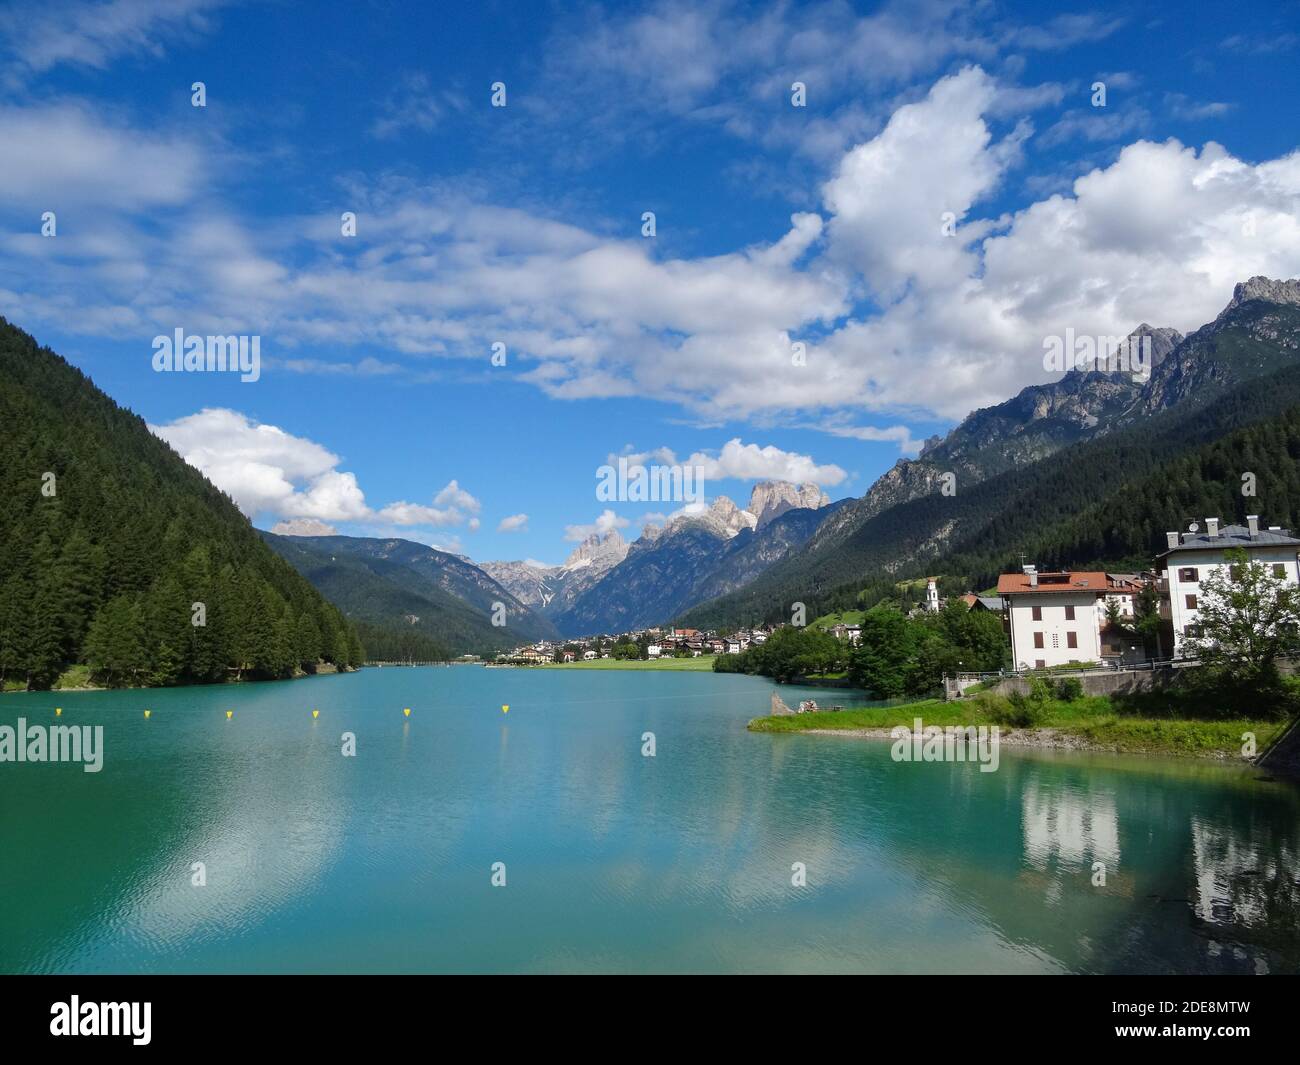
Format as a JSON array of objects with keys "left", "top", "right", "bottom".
[{"left": 958, "top": 667, "right": 1180, "bottom": 700}]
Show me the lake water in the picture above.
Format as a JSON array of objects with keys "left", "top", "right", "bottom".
[{"left": 2, "top": 666, "right": 1298, "bottom": 974}]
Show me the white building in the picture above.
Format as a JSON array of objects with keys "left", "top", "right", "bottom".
[
  {"left": 998, "top": 567, "right": 1121, "bottom": 669},
  {"left": 646, "top": 644, "right": 662, "bottom": 658},
  {"left": 924, "top": 577, "right": 940, "bottom": 612},
  {"left": 1158, "top": 516, "right": 1300, "bottom": 657}
]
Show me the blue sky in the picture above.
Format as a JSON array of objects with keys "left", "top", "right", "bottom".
[{"left": 2, "top": 0, "right": 1298, "bottom": 564}]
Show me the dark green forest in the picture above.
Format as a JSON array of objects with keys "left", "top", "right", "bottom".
[{"left": 0, "top": 318, "right": 365, "bottom": 690}]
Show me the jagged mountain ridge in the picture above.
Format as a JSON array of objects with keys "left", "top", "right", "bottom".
[
  {"left": 802, "top": 323, "right": 1183, "bottom": 559},
  {"left": 549, "top": 497, "right": 845, "bottom": 636},
  {"left": 480, "top": 529, "right": 629, "bottom": 615},
  {"left": 480, "top": 481, "right": 833, "bottom": 632}
]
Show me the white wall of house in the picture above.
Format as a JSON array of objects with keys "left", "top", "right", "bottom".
[
  {"left": 1006, "top": 592, "right": 1103, "bottom": 669},
  {"left": 1167, "top": 546, "right": 1300, "bottom": 656}
]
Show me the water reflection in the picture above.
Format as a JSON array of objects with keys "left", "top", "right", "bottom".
[{"left": 1, "top": 670, "right": 1298, "bottom": 973}]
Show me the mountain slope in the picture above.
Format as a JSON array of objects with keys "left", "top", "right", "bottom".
[
  {"left": 262, "top": 533, "right": 558, "bottom": 654},
  {"left": 481, "top": 529, "right": 629, "bottom": 617},
  {"left": 551, "top": 494, "right": 843, "bottom": 636},
  {"left": 682, "top": 281, "right": 1300, "bottom": 629},
  {"left": 801, "top": 323, "right": 1182, "bottom": 560},
  {"left": 0, "top": 317, "right": 363, "bottom": 689}
]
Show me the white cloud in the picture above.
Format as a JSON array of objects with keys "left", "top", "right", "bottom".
[
  {"left": 434, "top": 479, "right": 482, "bottom": 514},
  {"left": 564, "top": 509, "right": 629, "bottom": 542},
  {"left": 0, "top": 103, "right": 207, "bottom": 210},
  {"left": 821, "top": 424, "right": 923, "bottom": 455},
  {"left": 0, "top": 0, "right": 227, "bottom": 79},
  {"left": 497, "top": 513, "right": 529, "bottom": 533},
  {"left": 688, "top": 439, "right": 846, "bottom": 486},
  {"left": 373, "top": 501, "right": 466, "bottom": 527},
  {"left": 270, "top": 518, "right": 337, "bottom": 537},
  {"left": 372, "top": 480, "right": 480, "bottom": 528},
  {"left": 9, "top": 62, "right": 1300, "bottom": 435},
  {"left": 611, "top": 439, "right": 846, "bottom": 486},
  {"left": 151, "top": 408, "right": 482, "bottom": 530}
]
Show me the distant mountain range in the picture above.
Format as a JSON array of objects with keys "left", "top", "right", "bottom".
[{"left": 480, "top": 481, "right": 835, "bottom": 637}]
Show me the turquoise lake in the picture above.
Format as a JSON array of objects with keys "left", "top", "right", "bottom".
[{"left": 2, "top": 665, "right": 1298, "bottom": 974}]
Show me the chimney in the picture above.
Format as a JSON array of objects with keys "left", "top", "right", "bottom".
[
  {"left": 1247, "top": 515, "right": 1260, "bottom": 538},
  {"left": 1166, "top": 531, "right": 1179, "bottom": 549},
  {"left": 1206, "top": 518, "right": 1220, "bottom": 537},
  {"left": 1027, "top": 568, "right": 1038, "bottom": 587}
]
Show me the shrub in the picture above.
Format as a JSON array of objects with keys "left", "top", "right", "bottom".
[
  {"left": 983, "top": 692, "right": 1045, "bottom": 728},
  {"left": 1053, "top": 677, "right": 1084, "bottom": 702}
]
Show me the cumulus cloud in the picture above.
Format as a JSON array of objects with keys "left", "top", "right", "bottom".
[
  {"left": 564, "top": 509, "right": 629, "bottom": 542},
  {"left": 151, "top": 408, "right": 482, "bottom": 530},
  {"left": 497, "top": 513, "right": 529, "bottom": 533},
  {"left": 610, "top": 439, "right": 846, "bottom": 485}
]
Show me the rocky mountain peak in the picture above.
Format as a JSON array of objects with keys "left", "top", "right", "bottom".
[
  {"left": 562, "top": 528, "right": 629, "bottom": 571},
  {"left": 1224, "top": 276, "right": 1300, "bottom": 315},
  {"left": 748, "top": 481, "right": 831, "bottom": 527},
  {"left": 706, "top": 495, "right": 759, "bottom": 537}
]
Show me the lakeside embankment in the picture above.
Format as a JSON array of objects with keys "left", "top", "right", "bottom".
[{"left": 748, "top": 694, "right": 1286, "bottom": 760}]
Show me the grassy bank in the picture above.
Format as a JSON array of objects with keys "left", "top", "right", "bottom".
[
  {"left": 542, "top": 655, "right": 718, "bottom": 672},
  {"left": 748, "top": 692, "right": 1284, "bottom": 758}
]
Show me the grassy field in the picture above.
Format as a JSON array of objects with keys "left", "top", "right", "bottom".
[
  {"left": 542, "top": 655, "right": 718, "bottom": 672},
  {"left": 810, "top": 610, "right": 865, "bottom": 630},
  {"left": 748, "top": 692, "right": 1284, "bottom": 757}
]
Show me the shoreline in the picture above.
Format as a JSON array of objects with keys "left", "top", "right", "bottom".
[{"left": 1, "top": 663, "right": 357, "bottom": 696}]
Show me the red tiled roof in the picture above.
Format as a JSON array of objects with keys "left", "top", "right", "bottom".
[{"left": 996, "top": 571, "right": 1112, "bottom": 595}]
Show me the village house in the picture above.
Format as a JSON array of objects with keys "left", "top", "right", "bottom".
[
  {"left": 998, "top": 567, "right": 1125, "bottom": 670},
  {"left": 1157, "top": 516, "right": 1300, "bottom": 658}
]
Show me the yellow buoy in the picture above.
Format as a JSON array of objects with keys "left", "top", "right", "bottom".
[
  {"left": 403, "top": 707, "right": 411, "bottom": 717},
  {"left": 55, "top": 707, "right": 62, "bottom": 716},
  {"left": 144, "top": 709, "right": 151, "bottom": 719},
  {"left": 225, "top": 710, "right": 233, "bottom": 719},
  {"left": 502, "top": 704, "right": 509, "bottom": 714},
  {"left": 311, "top": 709, "right": 319, "bottom": 719}
]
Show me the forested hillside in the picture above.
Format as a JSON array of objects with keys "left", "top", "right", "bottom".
[
  {"left": 0, "top": 318, "right": 364, "bottom": 690},
  {"left": 261, "top": 532, "right": 555, "bottom": 657}
]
